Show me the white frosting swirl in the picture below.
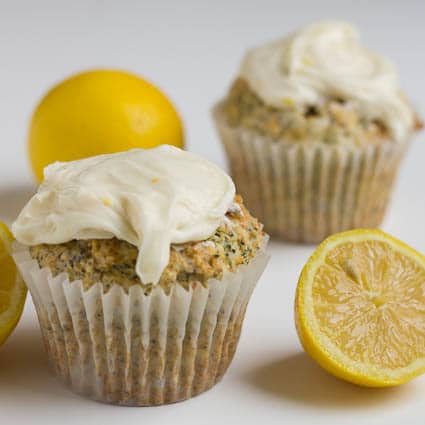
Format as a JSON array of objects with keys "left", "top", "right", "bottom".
[
  {"left": 12, "top": 146, "right": 235, "bottom": 285},
  {"left": 240, "top": 20, "right": 415, "bottom": 141}
]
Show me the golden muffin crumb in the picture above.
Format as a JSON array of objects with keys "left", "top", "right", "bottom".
[
  {"left": 29, "top": 195, "right": 265, "bottom": 293},
  {"left": 223, "top": 78, "right": 397, "bottom": 146}
]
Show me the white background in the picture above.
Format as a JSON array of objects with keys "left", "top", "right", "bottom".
[{"left": 1, "top": 1, "right": 425, "bottom": 424}]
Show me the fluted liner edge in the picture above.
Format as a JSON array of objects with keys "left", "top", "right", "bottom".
[
  {"left": 12, "top": 240, "right": 269, "bottom": 406},
  {"left": 213, "top": 104, "right": 409, "bottom": 243}
]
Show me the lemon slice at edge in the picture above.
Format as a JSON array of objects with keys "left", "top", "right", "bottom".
[{"left": 0, "top": 222, "right": 27, "bottom": 346}]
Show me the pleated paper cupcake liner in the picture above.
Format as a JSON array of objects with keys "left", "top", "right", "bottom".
[
  {"left": 213, "top": 104, "right": 409, "bottom": 243},
  {"left": 12, "top": 239, "right": 269, "bottom": 406}
]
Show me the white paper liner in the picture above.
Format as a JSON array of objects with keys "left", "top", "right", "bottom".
[
  {"left": 213, "top": 104, "right": 410, "bottom": 243},
  {"left": 13, "top": 238, "right": 269, "bottom": 406}
]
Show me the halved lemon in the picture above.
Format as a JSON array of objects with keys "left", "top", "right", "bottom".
[
  {"left": 295, "top": 229, "right": 425, "bottom": 387},
  {"left": 0, "top": 222, "right": 27, "bottom": 346}
]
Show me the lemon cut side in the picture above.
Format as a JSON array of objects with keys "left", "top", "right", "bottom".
[
  {"left": 0, "top": 222, "right": 27, "bottom": 346},
  {"left": 295, "top": 229, "right": 425, "bottom": 387}
]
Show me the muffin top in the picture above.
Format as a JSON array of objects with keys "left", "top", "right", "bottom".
[
  {"left": 12, "top": 146, "right": 241, "bottom": 286},
  {"left": 223, "top": 21, "right": 420, "bottom": 145},
  {"left": 29, "top": 195, "right": 264, "bottom": 293}
]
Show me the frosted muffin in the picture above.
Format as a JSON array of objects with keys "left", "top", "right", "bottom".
[
  {"left": 213, "top": 21, "right": 422, "bottom": 243},
  {"left": 12, "top": 146, "right": 268, "bottom": 406}
]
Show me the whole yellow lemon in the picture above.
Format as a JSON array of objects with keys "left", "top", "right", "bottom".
[{"left": 28, "top": 69, "right": 184, "bottom": 182}]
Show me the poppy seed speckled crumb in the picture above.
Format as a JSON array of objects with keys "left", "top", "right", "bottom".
[
  {"left": 222, "top": 79, "right": 423, "bottom": 147},
  {"left": 29, "top": 195, "right": 264, "bottom": 293}
]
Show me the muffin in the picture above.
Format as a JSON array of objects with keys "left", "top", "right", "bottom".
[
  {"left": 11, "top": 146, "right": 268, "bottom": 406},
  {"left": 213, "top": 21, "right": 422, "bottom": 243}
]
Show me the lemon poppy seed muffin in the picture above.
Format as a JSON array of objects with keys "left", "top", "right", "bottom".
[
  {"left": 213, "top": 21, "right": 422, "bottom": 242},
  {"left": 12, "top": 146, "right": 269, "bottom": 406},
  {"left": 29, "top": 195, "right": 264, "bottom": 293},
  {"left": 224, "top": 78, "right": 421, "bottom": 147}
]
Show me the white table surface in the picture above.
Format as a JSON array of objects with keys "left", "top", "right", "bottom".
[{"left": 1, "top": 1, "right": 425, "bottom": 424}]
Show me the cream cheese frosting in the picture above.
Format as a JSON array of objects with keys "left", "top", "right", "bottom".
[
  {"left": 12, "top": 146, "right": 236, "bottom": 285},
  {"left": 240, "top": 20, "right": 415, "bottom": 141}
]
